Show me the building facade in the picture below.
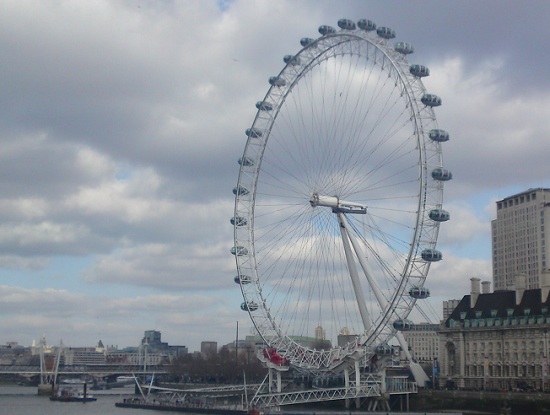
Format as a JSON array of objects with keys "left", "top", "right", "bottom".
[
  {"left": 492, "top": 188, "right": 550, "bottom": 290},
  {"left": 439, "top": 277, "right": 550, "bottom": 391},
  {"left": 402, "top": 323, "right": 439, "bottom": 367},
  {"left": 201, "top": 341, "right": 218, "bottom": 356}
]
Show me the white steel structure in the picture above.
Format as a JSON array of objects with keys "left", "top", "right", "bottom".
[{"left": 232, "top": 18, "right": 451, "bottom": 378}]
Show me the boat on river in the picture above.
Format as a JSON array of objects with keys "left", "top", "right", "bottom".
[{"left": 50, "top": 388, "right": 97, "bottom": 402}]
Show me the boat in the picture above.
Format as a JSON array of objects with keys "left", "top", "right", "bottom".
[
  {"left": 50, "top": 388, "right": 97, "bottom": 402},
  {"left": 115, "top": 375, "right": 136, "bottom": 384}
]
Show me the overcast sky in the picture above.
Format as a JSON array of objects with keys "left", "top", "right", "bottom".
[{"left": 0, "top": 0, "right": 549, "bottom": 352}]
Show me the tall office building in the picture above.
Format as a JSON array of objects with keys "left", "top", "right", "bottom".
[
  {"left": 491, "top": 188, "right": 550, "bottom": 291},
  {"left": 442, "top": 299, "right": 460, "bottom": 320}
]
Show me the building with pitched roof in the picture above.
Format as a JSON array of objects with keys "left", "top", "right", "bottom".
[{"left": 439, "top": 276, "right": 550, "bottom": 391}]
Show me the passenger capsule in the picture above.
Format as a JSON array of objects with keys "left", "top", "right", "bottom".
[
  {"left": 337, "top": 19, "right": 356, "bottom": 30},
  {"left": 394, "top": 42, "right": 414, "bottom": 55},
  {"left": 245, "top": 127, "right": 262, "bottom": 138},
  {"left": 300, "top": 37, "right": 315, "bottom": 47},
  {"left": 234, "top": 275, "right": 252, "bottom": 285},
  {"left": 393, "top": 319, "right": 414, "bottom": 331},
  {"left": 241, "top": 301, "right": 258, "bottom": 312},
  {"left": 269, "top": 76, "right": 287, "bottom": 87},
  {"left": 409, "top": 64, "right": 430, "bottom": 78},
  {"left": 283, "top": 55, "right": 301, "bottom": 65},
  {"left": 375, "top": 343, "right": 394, "bottom": 355},
  {"left": 431, "top": 168, "right": 453, "bottom": 181},
  {"left": 256, "top": 101, "right": 274, "bottom": 111},
  {"left": 409, "top": 287, "right": 431, "bottom": 299},
  {"left": 357, "top": 19, "right": 376, "bottom": 31},
  {"left": 318, "top": 25, "right": 336, "bottom": 36},
  {"left": 421, "top": 93, "right": 442, "bottom": 107},
  {"left": 428, "top": 129, "right": 450, "bottom": 142},
  {"left": 429, "top": 209, "right": 450, "bottom": 222},
  {"left": 230, "top": 216, "right": 247, "bottom": 226},
  {"left": 238, "top": 157, "right": 254, "bottom": 167},
  {"left": 231, "top": 246, "right": 248, "bottom": 256},
  {"left": 376, "top": 27, "right": 396, "bottom": 39},
  {"left": 233, "top": 186, "right": 249, "bottom": 196},
  {"left": 421, "top": 249, "right": 443, "bottom": 262}
]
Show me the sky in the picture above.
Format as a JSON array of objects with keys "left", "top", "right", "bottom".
[{"left": 0, "top": 0, "right": 549, "bottom": 352}]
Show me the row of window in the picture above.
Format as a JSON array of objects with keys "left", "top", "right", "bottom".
[
  {"left": 466, "top": 363, "right": 543, "bottom": 378},
  {"left": 497, "top": 192, "right": 538, "bottom": 209}
]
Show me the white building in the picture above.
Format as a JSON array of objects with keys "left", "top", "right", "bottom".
[
  {"left": 492, "top": 188, "right": 550, "bottom": 291},
  {"left": 402, "top": 322, "right": 439, "bottom": 365},
  {"left": 439, "top": 277, "right": 550, "bottom": 391},
  {"left": 63, "top": 347, "right": 105, "bottom": 365}
]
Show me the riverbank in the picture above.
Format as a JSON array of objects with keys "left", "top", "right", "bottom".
[
  {"left": 116, "top": 398, "right": 249, "bottom": 414},
  {"left": 412, "top": 389, "right": 550, "bottom": 414}
]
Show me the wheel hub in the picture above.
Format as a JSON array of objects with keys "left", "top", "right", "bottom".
[{"left": 309, "top": 193, "right": 367, "bottom": 214}]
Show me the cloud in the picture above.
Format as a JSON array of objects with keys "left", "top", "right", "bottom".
[
  {"left": 436, "top": 200, "right": 489, "bottom": 246},
  {"left": 84, "top": 240, "right": 235, "bottom": 290},
  {"left": 426, "top": 56, "right": 550, "bottom": 199},
  {"left": 419, "top": 252, "right": 492, "bottom": 323},
  {"left": 0, "top": 0, "right": 548, "bottom": 352}
]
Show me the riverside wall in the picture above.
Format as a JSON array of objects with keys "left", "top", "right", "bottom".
[{"left": 411, "top": 389, "right": 550, "bottom": 414}]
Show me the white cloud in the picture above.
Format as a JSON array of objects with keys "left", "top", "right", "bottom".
[
  {"left": 426, "top": 56, "right": 550, "bottom": 199},
  {"left": 437, "top": 201, "right": 489, "bottom": 246},
  {"left": 429, "top": 252, "right": 492, "bottom": 297},
  {"left": 0, "top": 0, "right": 548, "bottom": 352}
]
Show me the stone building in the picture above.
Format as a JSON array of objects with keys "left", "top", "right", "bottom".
[
  {"left": 402, "top": 322, "right": 439, "bottom": 366},
  {"left": 439, "top": 276, "right": 550, "bottom": 391}
]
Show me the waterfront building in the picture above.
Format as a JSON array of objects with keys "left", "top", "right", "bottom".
[
  {"left": 242, "top": 334, "right": 331, "bottom": 351},
  {"left": 439, "top": 277, "right": 550, "bottom": 391},
  {"left": 0, "top": 342, "right": 30, "bottom": 365},
  {"left": 222, "top": 339, "right": 257, "bottom": 363},
  {"left": 105, "top": 348, "right": 166, "bottom": 365},
  {"left": 140, "top": 330, "right": 188, "bottom": 360},
  {"left": 402, "top": 322, "right": 439, "bottom": 366},
  {"left": 201, "top": 341, "right": 217, "bottom": 356},
  {"left": 63, "top": 347, "right": 105, "bottom": 365},
  {"left": 492, "top": 188, "right": 550, "bottom": 291},
  {"left": 142, "top": 330, "right": 168, "bottom": 350}
]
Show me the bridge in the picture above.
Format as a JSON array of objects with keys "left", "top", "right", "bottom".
[{"left": 0, "top": 364, "right": 168, "bottom": 379}]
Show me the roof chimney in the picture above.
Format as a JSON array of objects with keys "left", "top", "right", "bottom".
[
  {"left": 481, "top": 281, "right": 491, "bottom": 294},
  {"left": 470, "top": 277, "right": 481, "bottom": 308},
  {"left": 515, "top": 274, "right": 527, "bottom": 305}
]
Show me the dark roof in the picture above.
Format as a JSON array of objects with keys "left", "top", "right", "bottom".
[{"left": 445, "top": 288, "right": 550, "bottom": 327}]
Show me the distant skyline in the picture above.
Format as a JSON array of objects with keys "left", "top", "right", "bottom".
[{"left": 0, "top": 1, "right": 549, "bottom": 352}]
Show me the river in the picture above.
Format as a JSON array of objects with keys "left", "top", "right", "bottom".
[{"left": 0, "top": 384, "right": 172, "bottom": 415}]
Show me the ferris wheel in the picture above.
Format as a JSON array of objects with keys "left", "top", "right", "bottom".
[{"left": 231, "top": 18, "right": 451, "bottom": 373}]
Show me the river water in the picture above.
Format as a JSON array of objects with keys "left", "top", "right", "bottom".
[
  {"left": 0, "top": 384, "right": 170, "bottom": 415},
  {"left": 0, "top": 384, "right": 473, "bottom": 415}
]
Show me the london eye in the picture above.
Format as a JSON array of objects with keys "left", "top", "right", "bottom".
[{"left": 232, "top": 18, "right": 451, "bottom": 376}]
